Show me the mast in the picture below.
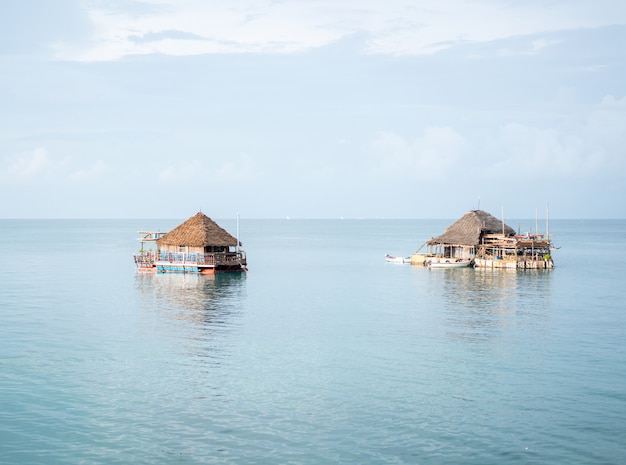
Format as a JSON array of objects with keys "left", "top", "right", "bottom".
[
  {"left": 536, "top": 208, "right": 538, "bottom": 238},
  {"left": 546, "top": 203, "right": 550, "bottom": 242},
  {"left": 236, "top": 212, "right": 240, "bottom": 253}
]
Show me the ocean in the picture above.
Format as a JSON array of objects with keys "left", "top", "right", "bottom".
[{"left": 1, "top": 218, "right": 625, "bottom": 464}]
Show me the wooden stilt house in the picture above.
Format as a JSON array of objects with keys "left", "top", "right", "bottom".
[
  {"left": 133, "top": 212, "right": 247, "bottom": 274},
  {"left": 411, "top": 209, "right": 554, "bottom": 269}
]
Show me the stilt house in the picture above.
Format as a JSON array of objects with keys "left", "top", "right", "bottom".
[
  {"left": 133, "top": 212, "right": 247, "bottom": 274},
  {"left": 412, "top": 209, "right": 554, "bottom": 269}
]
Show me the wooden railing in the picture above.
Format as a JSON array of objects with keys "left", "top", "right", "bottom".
[
  {"left": 134, "top": 251, "right": 246, "bottom": 266},
  {"left": 133, "top": 252, "right": 156, "bottom": 266}
]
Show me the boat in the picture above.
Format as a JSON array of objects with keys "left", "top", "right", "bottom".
[
  {"left": 385, "top": 254, "right": 410, "bottom": 264},
  {"left": 426, "top": 258, "right": 473, "bottom": 268}
]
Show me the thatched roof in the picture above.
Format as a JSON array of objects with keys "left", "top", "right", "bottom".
[
  {"left": 426, "top": 210, "right": 516, "bottom": 246},
  {"left": 156, "top": 212, "right": 238, "bottom": 247}
]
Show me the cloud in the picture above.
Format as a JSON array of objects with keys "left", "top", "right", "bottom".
[
  {"left": 156, "top": 154, "right": 261, "bottom": 184},
  {"left": 363, "top": 94, "right": 626, "bottom": 186},
  {"left": 157, "top": 159, "right": 204, "bottom": 182},
  {"left": 367, "top": 126, "right": 468, "bottom": 178},
  {"left": 497, "top": 124, "right": 596, "bottom": 177},
  {"left": 1, "top": 148, "right": 55, "bottom": 180},
  {"left": 586, "top": 95, "right": 626, "bottom": 142},
  {"left": 52, "top": 0, "right": 626, "bottom": 61},
  {"left": 0, "top": 148, "right": 66, "bottom": 183},
  {"left": 214, "top": 153, "right": 260, "bottom": 181},
  {"left": 494, "top": 95, "right": 626, "bottom": 179},
  {"left": 68, "top": 159, "right": 109, "bottom": 180},
  {"left": 0, "top": 148, "right": 108, "bottom": 185},
  {"left": 528, "top": 38, "right": 562, "bottom": 54}
]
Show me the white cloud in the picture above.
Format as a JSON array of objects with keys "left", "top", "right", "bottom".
[
  {"left": 1, "top": 148, "right": 56, "bottom": 180},
  {"left": 364, "top": 94, "right": 626, "bottom": 185},
  {"left": 367, "top": 126, "right": 468, "bottom": 178},
  {"left": 367, "top": 1, "right": 619, "bottom": 56},
  {"left": 0, "top": 148, "right": 108, "bottom": 184},
  {"left": 495, "top": 95, "right": 626, "bottom": 179},
  {"left": 54, "top": 0, "right": 626, "bottom": 61},
  {"left": 214, "top": 153, "right": 260, "bottom": 181},
  {"left": 68, "top": 160, "right": 109, "bottom": 180},
  {"left": 0, "top": 148, "right": 66, "bottom": 183},
  {"left": 497, "top": 124, "right": 597, "bottom": 177},
  {"left": 156, "top": 154, "right": 261, "bottom": 184},
  {"left": 528, "top": 38, "right": 562, "bottom": 54},
  {"left": 586, "top": 95, "right": 626, "bottom": 142},
  {"left": 157, "top": 159, "right": 205, "bottom": 182}
]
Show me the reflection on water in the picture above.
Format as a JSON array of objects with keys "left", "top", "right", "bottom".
[
  {"left": 430, "top": 268, "right": 553, "bottom": 344},
  {"left": 134, "top": 272, "right": 247, "bottom": 360}
]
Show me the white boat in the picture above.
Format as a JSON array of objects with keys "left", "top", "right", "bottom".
[
  {"left": 385, "top": 254, "right": 410, "bottom": 264},
  {"left": 427, "top": 259, "right": 473, "bottom": 268}
]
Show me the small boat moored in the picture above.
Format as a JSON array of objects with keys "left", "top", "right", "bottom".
[
  {"left": 385, "top": 254, "right": 411, "bottom": 264},
  {"left": 426, "top": 258, "right": 473, "bottom": 268}
]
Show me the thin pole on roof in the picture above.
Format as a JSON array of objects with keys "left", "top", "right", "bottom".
[
  {"left": 536, "top": 208, "right": 538, "bottom": 237},
  {"left": 546, "top": 203, "right": 550, "bottom": 241},
  {"left": 501, "top": 206, "right": 505, "bottom": 235},
  {"left": 236, "top": 212, "right": 240, "bottom": 253}
]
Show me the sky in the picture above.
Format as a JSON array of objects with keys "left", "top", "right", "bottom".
[{"left": 1, "top": 0, "right": 625, "bottom": 219}]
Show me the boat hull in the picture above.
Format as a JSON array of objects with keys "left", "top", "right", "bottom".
[
  {"left": 155, "top": 262, "right": 246, "bottom": 274},
  {"left": 134, "top": 251, "right": 247, "bottom": 274},
  {"left": 427, "top": 259, "right": 473, "bottom": 268},
  {"left": 385, "top": 254, "right": 410, "bottom": 264}
]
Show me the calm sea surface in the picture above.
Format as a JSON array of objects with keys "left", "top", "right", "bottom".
[{"left": 1, "top": 218, "right": 625, "bottom": 464}]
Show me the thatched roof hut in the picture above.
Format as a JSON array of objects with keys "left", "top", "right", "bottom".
[
  {"left": 156, "top": 212, "right": 238, "bottom": 248},
  {"left": 426, "top": 210, "right": 516, "bottom": 246}
]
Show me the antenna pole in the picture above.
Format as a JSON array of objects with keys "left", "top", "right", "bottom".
[
  {"left": 546, "top": 203, "right": 549, "bottom": 241},
  {"left": 236, "top": 212, "right": 240, "bottom": 253}
]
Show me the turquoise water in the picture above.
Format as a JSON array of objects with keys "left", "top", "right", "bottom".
[{"left": 1, "top": 218, "right": 625, "bottom": 464}]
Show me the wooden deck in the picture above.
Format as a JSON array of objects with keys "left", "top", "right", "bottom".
[
  {"left": 134, "top": 251, "right": 247, "bottom": 272},
  {"left": 475, "top": 233, "right": 554, "bottom": 269}
]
